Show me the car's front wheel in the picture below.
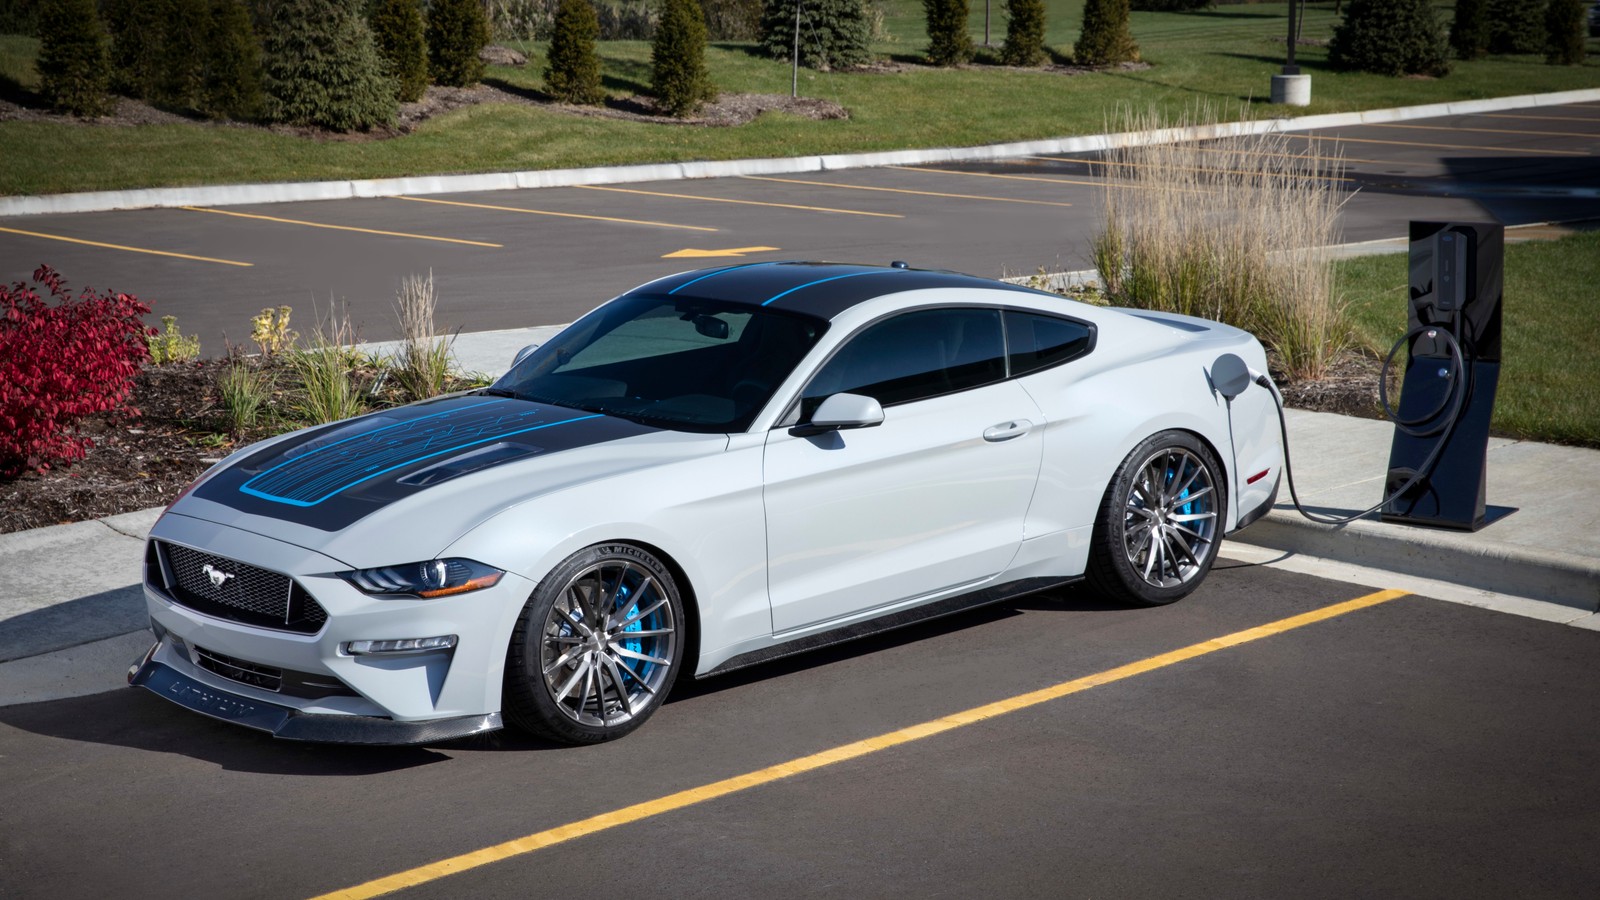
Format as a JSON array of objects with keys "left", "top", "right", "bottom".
[
  {"left": 1087, "top": 431, "right": 1224, "bottom": 607},
  {"left": 504, "top": 543, "right": 684, "bottom": 744}
]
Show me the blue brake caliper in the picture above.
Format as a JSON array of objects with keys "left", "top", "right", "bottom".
[{"left": 616, "top": 580, "right": 648, "bottom": 680}]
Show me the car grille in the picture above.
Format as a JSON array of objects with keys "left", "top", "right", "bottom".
[
  {"left": 194, "top": 645, "right": 283, "bottom": 692},
  {"left": 154, "top": 541, "right": 328, "bottom": 635}
]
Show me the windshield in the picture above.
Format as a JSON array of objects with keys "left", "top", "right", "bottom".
[{"left": 491, "top": 294, "right": 828, "bottom": 432}]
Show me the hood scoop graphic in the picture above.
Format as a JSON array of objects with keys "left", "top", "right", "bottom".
[{"left": 396, "top": 442, "right": 542, "bottom": 488}]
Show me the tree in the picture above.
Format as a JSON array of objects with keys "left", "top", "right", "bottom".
[
  {"left": 1487, "top": 0, "right": 1545, "bottom": 54},
  {"left": 545, "top": 0, "right": 603, "bottom": 105},
  {"left": 426, "top": 0, "right": 489, "bottom": 87},
  {"left": 368, "top": 0, "right": 428, "bottom": 102},
  {"left": 156, "top": 0, "right": 209, "bottom": 109},
  {"left": 651, "top": 0, "right": 715, "bottom": 116},
  {"left": 102, "top": 0, "right": 166, "bottom": 99},
  {"left": 1001, "top": 0, "right": 1047, "bottom": 67},
  {"left": 923, "top": 0, "right": 973, "bottom": 66},
  {"left": 1450, "top": 0, "right": 1490, "bottom": 60},
  {"left": 261, "top": 0, "right": 397, "bottom": 130},
  {"left": 1076, "top": 0, "right": 1137, "bottom": 67},
  {"left": 36, "top": 0, "right": 112, "bottom": 116},
  {"left": 1327, "top": 0, "right": 1449, "bottom": 77},
  {"left": 759, "top": 0, "right": 872, "bottom": 71},
  {"left": 1545, "top": 0, "right": 1587, "bottom": 65},
  {"left": 200, "top": 0, "right": 263, "bottom": 119}
]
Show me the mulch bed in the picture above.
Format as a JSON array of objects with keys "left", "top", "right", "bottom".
[{"left": 0, "top": 353, "right": 1393, "bottom": 535}]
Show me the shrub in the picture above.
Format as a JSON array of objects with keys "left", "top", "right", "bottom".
[
  {"left": 545, "top": 0, "right": 604, "bottom": 104},
  {"left": 0, "top": 266, "right": 152, "bottom": 476},
  {"left": 1075, "top": 0, "right": 1138, "bottom": 66},
  {"left": 392, "top": 271, "right": 455, "bottom": 401},
  {"left": 200, "top": 0, "right": 263, "bottom": 120},
  {"left": 369, "top": 0, "right": 429, "bottom": 102},
  {"left": 1545, "top": 0, "right": 1587, "bottom": 65},
  {"left": 651, "top": 0, "right": 715, "bottom": 116},
  {"left": 156, "top": 0, "right": 209, "bottom": 109},
  {"left": 0, "top": 0, "right": 40, "bottom": 34},
  {"left": 1130, "top": 0, "right": 1207, "bottom": 9},
  {"left": 597, "top": 0, "right": 657, "bottom": 38},
  {"left": 1487, "top": 0, "right": 1545, "bottom": 54},
  {"left": 289, "top": 306, "right": 366, "bottom": 425},
  {"left": 1092, "top": 107, "right": 1349, "bottom": 382},
  {"left": 147, "top": 315, "right": 201, "bottom": 364},
  {"left": 1000, "top": 0, "right": 1047, "bottom": 67},
  {"left": 923, "top": 0, "right": 972, "bottom": 66},
  {"left": 35, "top": 0, "right": 112, "bottom": 116},
  {"left": 102, "top": 0, "right": 162, "bottom": 99},
  {"left": 702, "top": 0, "right": 760, "bottom": 40},
  {"left": 760, "top": 0, "right": 871, "bottom": 70},
  {"left": 261, "top": 0, "right": 397, "bottom": 130},
  {"left": 251, "top": 305, "right": 297, "bottom": 357},
  {"left": 427, "top": 0, "right": 490, "bottom": 86},
  {"left": 1327, "top": 0, "right": 1449, "bottom": 77},
  {"left": 219, "top": 360, "right": 273, "bottom": 434},
  {"left": 1449, "top": 0, "right": 1489, "bottom": 60}
]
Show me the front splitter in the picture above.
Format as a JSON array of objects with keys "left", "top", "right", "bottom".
[{"left": 127, "top": 644, "right": 502, "bottom": 745}]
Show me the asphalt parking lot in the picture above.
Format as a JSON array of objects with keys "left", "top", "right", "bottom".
[
  {"left": 2, "top": 101, "right": 1597, "bottom": 351},
  {"left": 3, "top": 563, "right": 1598, "bottom": 899}
]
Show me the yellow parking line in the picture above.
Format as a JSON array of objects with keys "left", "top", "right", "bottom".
[
  {"left": 889, "top": 164, "right": 1108, "bottom": 188},
  {"left": 576, "top": 184, "right": 904, "bottom": 218},
  {"left": 738, "top": 175, "right": 1074, "bottom": 207},
  {"left": 394, "top": 195, "right": 717, "bottom": 232},
  {"left": 0, "top": 225, "right": 253, "bottom": 266},
  {"left": 1478, "top": 112, "right": 1600, "bottom": 124},
  {"left": 1183, "top": 146, "right": 1400, "bottom": 167},
  {"left": 1282, "top": 133, "right": 1589, "bottom": 156},
  {"left": 1019, "top": 155, "right": 1353, "bottom": 183},
  {"left": 181, "top": 206, "right": 502, "bottom": 247},
  {"left": 1368, "top": 121, "right": 1600, "bottom": 140},
  {"left": 310, "top": 588, "right": 1409, "bottom": 900}
]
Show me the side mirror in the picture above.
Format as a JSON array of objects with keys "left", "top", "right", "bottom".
[
  {"left": 511, "top": 342, "right": 541, "bottom": 368},
  {"left": 790, "top": 393, "right": 885, "bottom": 437}
]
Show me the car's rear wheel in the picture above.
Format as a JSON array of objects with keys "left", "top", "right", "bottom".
[
  {"left": 504, "top": 543, "right": 683, "bottom": 744},
  {"left": 1087, "top": 431, "right": 1224, "bottom": 607}
]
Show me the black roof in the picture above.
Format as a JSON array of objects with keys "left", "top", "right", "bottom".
[{"left": 632, "top": 261, "right": 1053, "bottom": 320}]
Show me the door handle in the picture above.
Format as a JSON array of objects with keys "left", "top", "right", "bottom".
[{"left": 982, "top": 420, "right": 1032, "bottom": 442}]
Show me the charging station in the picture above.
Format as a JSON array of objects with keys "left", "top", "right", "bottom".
[{"left": 1380, "top": 221, "right": 1504, "bottom": 531}]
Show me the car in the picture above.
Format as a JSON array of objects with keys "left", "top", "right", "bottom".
[{"left": 130, "top": 261, "right": 1283, "bottom": 746}]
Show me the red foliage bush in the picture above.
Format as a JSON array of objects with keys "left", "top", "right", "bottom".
[{"left": 1, "top": 266, "right": 153, "bottom": 477}]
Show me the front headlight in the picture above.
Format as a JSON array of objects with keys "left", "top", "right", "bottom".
[{"left": 339, "top": 559, "right": 504, "bottom": 599}]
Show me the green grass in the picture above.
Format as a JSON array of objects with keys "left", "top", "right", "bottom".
[
  {"left": 1, "top": 2, "right": 1597, "bottom": 195},
  {"left": 1337, "top": 231, "right": 1600, "bottom": 447}
]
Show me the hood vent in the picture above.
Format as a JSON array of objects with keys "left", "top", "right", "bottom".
[{"left": 396, "top": 442, "right": 542, "bottom": 488}]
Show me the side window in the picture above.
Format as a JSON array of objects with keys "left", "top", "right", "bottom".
[
  {"left": 801, "top": 308, "right": 1005, "bottom": 418},
  {"left": 1004, "top": 310, "right": 1093, "bottom": 376}
]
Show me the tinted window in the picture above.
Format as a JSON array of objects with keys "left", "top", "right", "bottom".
[
  {"left": 1004, "top": 310, "right": 1093, "bottom": 376},
  {"left": 802, "top": 308, "right": 1005, "bottom": 417}
]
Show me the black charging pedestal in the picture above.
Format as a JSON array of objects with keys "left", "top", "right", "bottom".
[{"left": 1381, "top": 221, "right": 1503, "bottom": 531}]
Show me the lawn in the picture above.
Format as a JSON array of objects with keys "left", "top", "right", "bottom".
[
  {"left": 1336, "top": 230, "right": 1600, "bottom": 447},
  {"left": 2, "top": 1, "right": 1598, "bottom": 195}
]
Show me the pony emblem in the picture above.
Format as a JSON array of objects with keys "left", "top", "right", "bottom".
[{"left": 202, "top": 564, "right": 235, "bottom": 589}]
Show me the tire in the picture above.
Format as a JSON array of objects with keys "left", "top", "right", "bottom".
[
  {"left": 1087, "top": 431, "right": 1225, "bottom": 607},
  {"left": 504, "top": 543, "right": 684, "bottom": 744}
]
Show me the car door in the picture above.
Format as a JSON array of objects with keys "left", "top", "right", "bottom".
[{"left": 762, "top": 307, "right": 1044, "bottom": 633}]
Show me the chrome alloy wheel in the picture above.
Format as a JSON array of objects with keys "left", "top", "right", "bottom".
[
  {"left": 1122, "top": 447, "right": 1218, "bottom": 589},
  {"left": 540, "top": 560, "right": 677, "bottom": 728}
]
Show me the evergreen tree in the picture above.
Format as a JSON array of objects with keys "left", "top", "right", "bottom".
[
  {"left": 426, "top": 0, "right": 489, "bottom": 87},
  {"left": 759, "top": 0, "right": 872, "bottom": 71},
  {"left": 1450, "top": 0, "right": 1490, "bottom": 60},
  {"left": 546, "top": 0, "right": 603, "bottom": 104},
  {"left": 923, "top": 0, "right": 972, "bottom": 66},
  {"left": 369, "top": 0, "right": 428, "bottom": 102},
  {"left": 102, "top": 0, "right": 167, "bottom": 99},
  {"left": 1328, "top": 0, "right": 1449, "bottom": 77},
  {"left": 651, "top": 0, "right": 715, "bottom": 116},
  {"left": 1487, "top": 0, "right": 1545, "bottom": 54},
  {"left": 1075, "top": 0, "right": 1137, "bottom": 66},
  {"left": 1000, "top": 0, "right": 1047, "bottom": 67},
  {"left": 201, "top": 0, "right": 263, "bottom": 119},
  {"left": 36, "top": 0, "right": 111, "bottom": 116},
  {"left": 261, "top": 0, "right": 397, "bottom": 130},
  {"left": 1545, "top": 0, "right": 1587, "bottom": 65},
  {"left": 156, "top": 0, "right": 209, "bottom": 109}
]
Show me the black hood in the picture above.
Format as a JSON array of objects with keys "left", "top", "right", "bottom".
[{"left": 190, "top": 394, "right": 656, "bottom": 531}]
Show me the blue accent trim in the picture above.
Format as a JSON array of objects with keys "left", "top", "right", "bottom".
[
  {"left": 667, "top": 262, "right": 779, "bottom": 295},
  {"left": 240, "top": 410, "right": 601, "bottom": 507},
  {"left": 761, "top": 270, "right": 895, "bottom": 307}
]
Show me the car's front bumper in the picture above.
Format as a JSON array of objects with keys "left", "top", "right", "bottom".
[{"left": 128, "top": 638, "right": 501, "bottom": 744}]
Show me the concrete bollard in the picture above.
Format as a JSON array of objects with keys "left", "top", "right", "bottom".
[{"left": 1271, "top": 74, "right": 1312, "bottom": 107}]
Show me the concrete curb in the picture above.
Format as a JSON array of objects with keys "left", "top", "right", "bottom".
[
  {"left": 6, "top": 88, "right": 1600, "bottom": 218},
  {"left": 1236, "top": 512, "right": 1600, "bottom": 614}
]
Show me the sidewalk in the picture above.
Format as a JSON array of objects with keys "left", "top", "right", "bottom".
[{"left": 3, "top": 325, "right": 1597, "bottom": 709}]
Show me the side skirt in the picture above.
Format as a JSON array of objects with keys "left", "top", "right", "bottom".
[{"left": 702, "top": 575, "right": 1082, "bottom": 678}]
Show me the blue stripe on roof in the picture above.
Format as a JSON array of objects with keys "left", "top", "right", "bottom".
[
  {"left": 761, "top": 270, "right": 898, "bottom": 307},
  {"left": 667, "top": 262, "right": 781, "bottom": 295}
]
